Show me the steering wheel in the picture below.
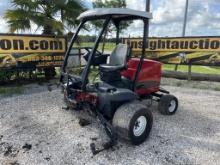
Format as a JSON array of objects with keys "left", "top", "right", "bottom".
[{"left": 83, "top": 47, "right": 102, "bottom": 62}]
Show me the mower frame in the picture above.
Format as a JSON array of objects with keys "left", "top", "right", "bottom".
[{"left": 60, "top": 8, "right": 178, "bottom": 152}]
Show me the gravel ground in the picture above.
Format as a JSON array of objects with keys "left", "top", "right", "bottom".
[{"left": 0, "top": 83, "right": 220, "bottom": 165}]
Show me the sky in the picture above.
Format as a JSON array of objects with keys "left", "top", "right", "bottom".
[{"left": 0, "top": 0, "right": 220, "bottom": 37}]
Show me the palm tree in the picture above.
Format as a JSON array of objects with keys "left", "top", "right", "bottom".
[{"left": 4, "top": 0, "right": 86, "bottom": 35}]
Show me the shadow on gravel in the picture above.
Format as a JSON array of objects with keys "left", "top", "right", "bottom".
[
  {"left": 0, "top": 77, "right": 51, "bottom": 86},
  {"left": 0, "top": 78, "right": 61, "bottom": 98}
]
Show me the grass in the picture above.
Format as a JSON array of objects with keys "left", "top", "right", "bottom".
[
  {"left": 0, "top": 86, "right": 24, "bottom": 96},
  {"left": 162, "top": 64, "right": 220, "bottom": 75},
  {"left": 214, "top": 86, "right": 220, "bottom": 91},
  {"left": 78, "top": 42, "right": 115, "bottom": 52}
]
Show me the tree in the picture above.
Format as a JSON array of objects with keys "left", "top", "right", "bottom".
[
  {"left": 92, "top": 0, "right": 128, "bottom": 52},
  {"left": 92, "top": 0, "right": 127, "bottom": 29},
  {"left": 4, "top": 0, "right": 87, "bottom": 34},
  {"left": 93, "top": 0, "right": 126, "bottom": 8}
]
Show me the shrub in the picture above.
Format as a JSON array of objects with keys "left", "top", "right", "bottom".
[{"left": 0, "top": 70, "right": 15, "bottom": 82}]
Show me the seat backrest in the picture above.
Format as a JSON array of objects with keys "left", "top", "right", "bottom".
[{"left": 109, "top": 44, "right": 130, "bottom": 66}]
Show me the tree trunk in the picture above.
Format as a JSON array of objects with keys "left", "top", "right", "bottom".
[{"left": 162, "top": 70, "right": 220, "bottom": 82}]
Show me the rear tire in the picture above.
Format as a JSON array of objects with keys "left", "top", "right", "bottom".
[
  {"left": 158, "top": 94, "right": 178, "bottom": 115},
  {"left": 113, "top": 102, "right": 153, "bottom": 145}
]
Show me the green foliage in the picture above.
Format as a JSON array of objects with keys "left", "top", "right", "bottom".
[
  {"left": 0, "top": 86, "right": 24, "bottom": 96},
  {"left": 214, "top": 86, "right": 220, "bottom": 91},
  {"left": 4, "top": 0, "right": 87, "bottom": 34},
  {"left": 78, "top": 35, "right": 97, "bottom": 43},
  {"left": 0, "top": 70, "right": 15, "bottom": 82},
  {"left": 80, "top": 42, "right": 115, "bottom": 51},
  {"left": 93, "top": 0, "right": 126, "bottom": 8},
  {"left": 162, "top": 64, "right": 220, "bottom": 75},
  {"left": 92, "top": 0, "right": 129, "bottom": 31},
  {"left": 92, "top": 0, "right": 129, "bottom": 53}
]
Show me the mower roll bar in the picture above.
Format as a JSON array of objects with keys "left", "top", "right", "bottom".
[
  {"left": 60, "top": 20, "right": 85, "bottom": 83},
  {"left": 81, "top": 16, "right": 111, "bottom": 90},
  {"left": 61, "top": 15, "right": 150, "bottom": 92},
  {"left": 132, "top": 19, "right": 149, "bottom": 90}
]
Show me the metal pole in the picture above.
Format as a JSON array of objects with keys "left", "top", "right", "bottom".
[
  {"left": 132, "top": 0, "right": 150, "bottom": 90},
  {"left": 176, "top": 0, "right": 189, "bottom": 71},
  {"left": 146, "top": 0, "right": 150, "bottom": 12},
  {"left": 182, "top": 0, "right": 191, "bottom": 80},
  {"left": 81, "top": 16, "right": 111, "bottom": 91},
  {"left": 145, "top": 0, "right": 150, "bottom": 52},
  {"left": 62, "top": 21, "right": 85, "bottom": 72},
  {"left": 182, "top": 0, "right": 189, "bottom": 36}
]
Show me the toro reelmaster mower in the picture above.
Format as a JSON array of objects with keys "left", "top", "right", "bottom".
[{"left": 60, "top": 8, "right": 178, "bottom": 149}]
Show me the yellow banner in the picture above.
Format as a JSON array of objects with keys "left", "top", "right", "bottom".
[
  {"left": 123, "top": 37, "right": 220, "bottom": 52},
  {"left": 123, "top": 37, "right": 220, "bottom": 65},
  {"left": 0, "top": 34, "right": 66, "bottom": 53}
]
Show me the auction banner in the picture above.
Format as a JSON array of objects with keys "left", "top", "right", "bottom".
[
  {"left": 0, "top": 34, "right": 66, "bottom": 69},
  {"left": 123, "top": 37, "right": 220, "bottom": 66}
]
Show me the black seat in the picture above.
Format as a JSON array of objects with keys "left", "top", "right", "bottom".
[
  {"left": 100, "top": 44, "right": 130, "bottom": 72},
  {"left": 99, "top": 44, "right": 130, "bottom": 83}
]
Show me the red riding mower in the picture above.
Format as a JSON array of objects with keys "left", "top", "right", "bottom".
[{"left": 60, "top": 8, "right": 178, "bottom": 153}]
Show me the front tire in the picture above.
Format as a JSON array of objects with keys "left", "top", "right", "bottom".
[
  {"left": 113, "top": 102, "right": 153, "bottom": 145},
  {"left": 158, "top": 94, "right": 178, "bottom": 115}
]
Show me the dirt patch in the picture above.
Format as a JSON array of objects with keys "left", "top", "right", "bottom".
[
  {"left": 78, "top": 118, "right": 91, "bottom": 127},
  {"left": 10, "top": 161, "right": 20, "bottom": 165},
  {"left": 0, "top": 142, "right": 19, "bottom": 157},
  {"left": 22, "top": 143, "right": 32, "bottom": 151}
]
